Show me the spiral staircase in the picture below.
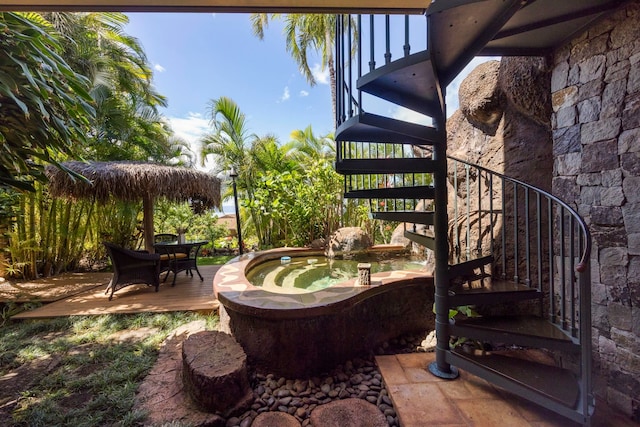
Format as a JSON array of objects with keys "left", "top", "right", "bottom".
[{"left": 333, "top": 1, "right": 628, "bottom": 425}]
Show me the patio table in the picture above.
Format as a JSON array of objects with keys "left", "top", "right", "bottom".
[{"left": 154, "top": 241, "right": 208, "bottom": 286}]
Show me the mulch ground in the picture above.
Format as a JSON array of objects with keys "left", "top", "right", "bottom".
[{"left": 0, "top": 272, "right": 109, "bottom": 303}]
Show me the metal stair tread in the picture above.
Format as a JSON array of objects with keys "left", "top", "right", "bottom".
[
  {"left": 371, "top": 210, "right": 435, "bottom": 225},
  {"left": 481, "top": 0, "right": 625, "bottom": 56},
  {"left": 449, "top": 349, "right": 580, "bottom": 409},
  {"left": 448, "top": 254, "right": 493, "bottom": 277},
  {"left": 335, "top": 158, "right": 438, "bottom": 175},
  {"left": 453, "top": 315, "right": 575, "bottom": 345},
  {"left": 335, "top": 113, "right": 439, "bottom": 145},
  {"left": 451, "top": 279, "right": 536, "bottom": 295},
  {"left": 448, "top": 279, "right": 541, "bottom": 306},
  {"left": 404, "top": 229, "right": 435, "bottom": 251},
  {"left": 357, "top": 51, "right": 441, "bottom": 117},
  {"left": 344, "top": 185, "right": 435, "bottom": 200}
]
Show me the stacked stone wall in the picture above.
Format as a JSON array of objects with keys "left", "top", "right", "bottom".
[{"left": 551, "top": 1, "right": 640, "bottom": 420}]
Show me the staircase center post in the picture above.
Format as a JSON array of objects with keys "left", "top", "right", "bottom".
[{"left": 428, "top": 44, "right": 458, "bottom": 379}]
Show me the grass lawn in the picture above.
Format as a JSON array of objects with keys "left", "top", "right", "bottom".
[
  {"left": 0, "top": 312, "right": 218, "bottom": 426},
  {"left": 197, "top": 255, "right": 235, "bottom": 266}
]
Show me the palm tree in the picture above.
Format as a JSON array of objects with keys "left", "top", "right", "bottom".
[
  {"left": 200, "top": 96, "right": 280, "bottom": 246},
  {"left": 251, "top": 14, "right": 346, "bottom": 127},
  {"left": 0, "top": 12, "right": 94, "bottom": 192},
  {"left": 41, "top": 12, "right": 172, "bottom": 162},
  {"left": 288, "top": 125, "right": 336, "bottom": 163}
]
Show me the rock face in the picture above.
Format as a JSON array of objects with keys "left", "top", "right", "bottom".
[
  {"left": 309, "top": 398, "right": 388, "bottom": 427},
  {"left": 416, "top": 57, "right": 553, "bottom": 295},
  {"left": 326, "top": 227, "right": 372, "bottom": 258},
  {"left": 449, "top": 57, "right": 552, "bottom": 189},
  {"left": 181, "top": 331, "right": 253, "bottom": 417}
]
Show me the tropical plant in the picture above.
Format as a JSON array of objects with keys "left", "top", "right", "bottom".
[
  {"left": 40, "top": 12, "right": 174, "bottom": 163},
  {"left": 200, "top": 96, "right": 282, "bottom": 246},
  {"left": 1, "top": 12, "right": 180, "bottom": 278},
  {"left": 0, "top": 12, "right": 94, "bottom": 192},
  {"left": 250, "top": 14, "right": 356, "bottom": 126}
]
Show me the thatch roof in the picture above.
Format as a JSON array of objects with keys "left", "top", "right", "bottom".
[{"left": 45, "top": 161, "right": 221, "bottom": 209}]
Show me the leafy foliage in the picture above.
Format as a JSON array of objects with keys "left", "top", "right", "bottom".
[
  {"left": 0, "top": 12, "right": 94, "bottom": 191},
  {"left": 1, "top": 12, "right": 188, "bottom": 278}
]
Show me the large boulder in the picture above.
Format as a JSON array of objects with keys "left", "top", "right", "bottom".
[
  {"left": 326, "top": 227, "right": 372, "bottom": 258},
  {"left": 417, "top": 57, "right": 553, "bottom": 282},
  {"left": 458, "top": 59, "right": 504, "bottom": 135}
]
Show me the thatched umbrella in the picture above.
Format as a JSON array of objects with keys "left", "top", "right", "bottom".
[{"left": 46, "top": 161, "right": 221, "bottom": 253}]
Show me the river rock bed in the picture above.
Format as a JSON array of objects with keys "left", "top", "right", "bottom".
[{"left": 224, "top": 332, "right": 428, "bottom": 427}]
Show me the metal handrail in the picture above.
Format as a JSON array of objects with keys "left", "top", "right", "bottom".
[
  {"left": 447, "top": 155, "right": 591, "bottom": 272},
  {"left": 338, "top": 141, "right": 592, "bottom": 343},
  {"left": 336, "top": 13, "right": 427, "bottom": 126}
]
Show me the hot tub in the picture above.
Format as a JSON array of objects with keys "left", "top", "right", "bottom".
[{"left": 213, "top": 247, "right": 434, "bottom": 378}]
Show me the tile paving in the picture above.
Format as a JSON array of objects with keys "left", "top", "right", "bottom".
[{"left": 377, "top": 352, "right": 639, "bottom": 427}]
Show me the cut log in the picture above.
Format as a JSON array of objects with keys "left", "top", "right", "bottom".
[{"left": 182, "top": 331, "right": 253, "bottom": 416}]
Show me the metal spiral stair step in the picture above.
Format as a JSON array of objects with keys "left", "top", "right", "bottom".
[
  {"left": 335, "top": 113, "right": 440, "bottom": 146},
  {"left": 343, "top": 185, "right": 435, "bottom": 200},
  {"left": 451, "top": 315, "right": 579, "bottom": 353},
  {"left": 335, "top": 158, "right": 439, "bottom": 175},
  {"left": 403, "top": 229, "right": 436, "bottom": 251},
  {"left": 448, "top": 279, "right": 541, "bottom": 306},
  {"left": 357, "top": 51, "right": 441, "bottom": 117},
  {"left": 448, "top": 255, "right": 493, "bottom": 277},
  {"left": 447, "top": 349, "right": 583, "bottom": 414},
  {"left": 370, "top": 210, "right": 435, "bottom": 225}
]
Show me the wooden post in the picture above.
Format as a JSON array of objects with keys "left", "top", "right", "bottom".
[{"left": 143, "top": 194, "right": 154, "bottom": 253}]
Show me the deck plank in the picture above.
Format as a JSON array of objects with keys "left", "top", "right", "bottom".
[{"left": 11, "top": 265, "right": 220, "bottom": 319}]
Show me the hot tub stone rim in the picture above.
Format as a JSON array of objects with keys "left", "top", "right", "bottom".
[{"left": 213, "top": 247, "right": 432, "bottom": 320}]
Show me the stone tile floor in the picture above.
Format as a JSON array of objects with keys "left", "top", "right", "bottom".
[{"left": 376, "top": 352, "right": 639, "bottom": 427}]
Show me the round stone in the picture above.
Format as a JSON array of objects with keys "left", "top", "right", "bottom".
[
  {"left": 252, "top": 411, "right": 301, "bottom": 427},
  {"left": 310, "top": 398, "right": 388, "bottom": 427}
]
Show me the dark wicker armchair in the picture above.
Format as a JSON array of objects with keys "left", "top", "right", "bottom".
[{"left": 104, "top": 242, "right": 161, "bottom": 300}]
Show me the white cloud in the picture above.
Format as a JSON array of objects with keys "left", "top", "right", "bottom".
[
  {"left": 311, "top": 63, "right": 330, "bottom": 85},
  {"left": 154, "top": 63, "right": 165, "bottom": 72},
  {"left": 279, "top": 86, "right": 291, "bottom": 102},
  {"left": 299, "top": 90, "right": 309, "bottom": 97},
  {"left": 167, "top": 113, "right": 212, "bottom": 171}
]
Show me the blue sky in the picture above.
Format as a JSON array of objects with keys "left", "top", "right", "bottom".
[
  {"left": 125, "top": 13, "right": 334, "bottom": 171},
  {"left": 124, "top": 13, "right": 497, "bottom": 176}
]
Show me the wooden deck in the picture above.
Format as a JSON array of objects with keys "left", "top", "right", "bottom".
[{"left": 10, "top": 265, "right": 220, "bottom": 319}]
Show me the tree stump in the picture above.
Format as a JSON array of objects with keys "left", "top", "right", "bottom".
[{"left": 182, "top": 331, "right": 253, "bottom": 416}]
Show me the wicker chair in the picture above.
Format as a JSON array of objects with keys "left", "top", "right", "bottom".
[{"left": 103, "top": 242, "right": 161, "bottom": 300}]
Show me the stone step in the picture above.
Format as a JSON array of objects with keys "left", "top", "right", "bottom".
[{"left": 182, "top": 331, "right": 253, "bottom": 417}]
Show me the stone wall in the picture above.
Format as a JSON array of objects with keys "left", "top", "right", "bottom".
[{"left": 551, "top": 1, "right": 640, "bottom": 420}]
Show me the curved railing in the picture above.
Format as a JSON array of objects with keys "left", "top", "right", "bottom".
[
  {"left": 337, "top": 142, "right": 592, "bottom": 345},
  {"left": 447, "top": 155, "right": 591, "bottom": 335}
]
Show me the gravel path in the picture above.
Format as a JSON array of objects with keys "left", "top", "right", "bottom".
[{"left": 224, "top": 332, "right": 430, "bottom": 427}]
